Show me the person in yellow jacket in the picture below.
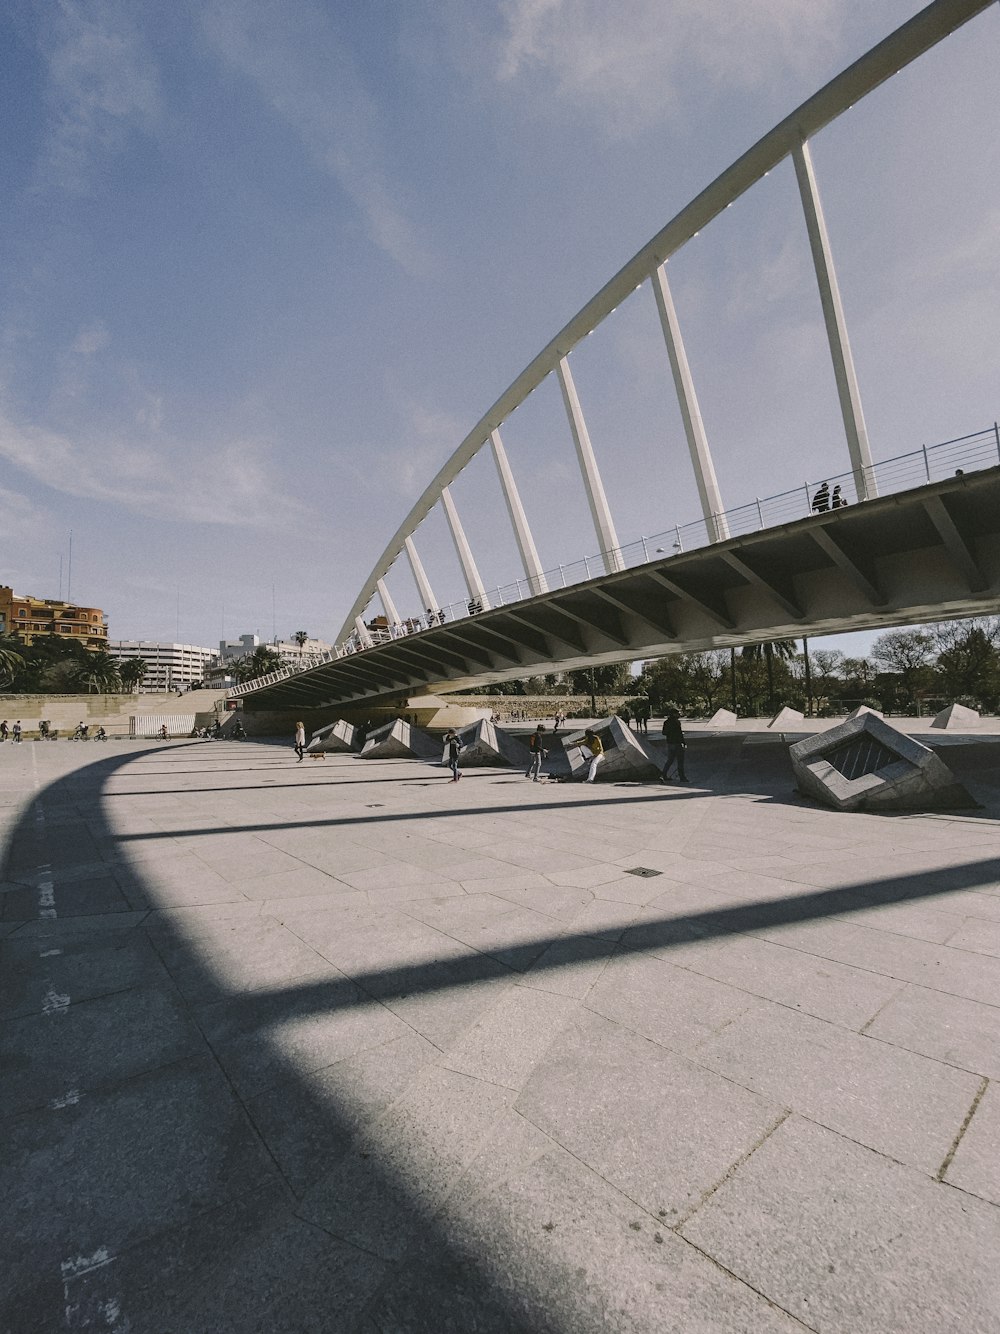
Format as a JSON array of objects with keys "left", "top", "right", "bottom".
[{"left": 580, "top": 728, "right": 603, "bottom": 783}]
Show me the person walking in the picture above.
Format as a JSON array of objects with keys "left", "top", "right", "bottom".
[
  {"left": 525, "top": 723, "right": 547, "bottom": 781},
  {"left": 831, "top": 485, "right": 848, "bottom": 509},
  {"left": 580, "top": 729, "right": 603, "bottom": 783},
  {"left": 620, "top": 706, "right": 632, "bottom": 730},
  {"left": 811, "top": 481, "right": 830, "bottom": 513},
  {"left": 445, "top": 729, "right": 463, "bottom": 781},
  {"left": 660, "top": 708, "right": 688, "bottom": 783},
  {"left": 0, "top": 720, "right": 7, "bottom": 742},
  {"left": 554, "top": 709, "right": 566, "bottom": 734},
  {"left": 294, "top": 721, "right": 306, "bottom": 762},
  {"left": 12, "top": 720, "right": 22, "bottom": 743}
]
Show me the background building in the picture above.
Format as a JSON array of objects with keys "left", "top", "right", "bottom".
[
  {"left": 0, "top": 586, "right": 108, "bottom": 650},
  {"left": 108, "top": 641, "right": 216, "bottom": 691}
]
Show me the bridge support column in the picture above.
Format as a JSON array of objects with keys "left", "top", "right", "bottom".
[
  {"left": 404, "top": 535, "right": 439, "bottom": 617},
  {"left": 441, "top": 486, "right": 490, "bottom": 611},
  {"left": 556, "top": 356, "right": 624, "bottom": 574},
  {"left": 489, "top": 428, "right": 548, "bottom": 595},
  {"left": 376, "top": 578, "right": 402, "bottom": 627},
  {"left": 793, "top": 138, "right": 877, "bottom": 501},
  {"left": 652, "top": 263, "right": 729, "bottom": 542}
]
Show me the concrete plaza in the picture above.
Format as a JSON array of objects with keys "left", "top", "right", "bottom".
[{"left": 2, "top": 732, "right": 999, "bottom": 1332}]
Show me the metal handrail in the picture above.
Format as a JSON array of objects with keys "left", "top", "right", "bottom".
[{"left": 224, "top": 422, "right": 999, "bottom": 698}]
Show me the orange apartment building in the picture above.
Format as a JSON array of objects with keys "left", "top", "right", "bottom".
[{"left": 0, "top": 586, "right": 108, "bottom": 651}]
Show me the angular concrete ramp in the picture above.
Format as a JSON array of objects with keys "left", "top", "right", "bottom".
[
  {"left": 707, "top": 708, "right": 737, "bottom": 727},
  {"left": 791, "top": 713, "right": 974, "bottom": 812},
  {"left": 455, "top": 719, "right": 531, "bottom": 768},
  {"left": 768, "top": 706, "right": 805, "bottom": 729},
  {"left": 360, "top": 718, "right": 440, "bottom": 761},
  {"left": 845, "top": 705, "right": 883, "bottom": 720},
  {"left": 564, "top": 716, "right": 661, "bottom": 781},
  {"left": 306, "top": 719, "right": 359, "bottom": 754},
  {"left": 931, "top": 702, "right": 981, "bottom": 730}
]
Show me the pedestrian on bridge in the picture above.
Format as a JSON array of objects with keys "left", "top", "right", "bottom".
[{"left": 811, "top": 481, "right": 830, "bottom": 513}]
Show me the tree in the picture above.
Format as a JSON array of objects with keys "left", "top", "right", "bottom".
[
  {"left": 871, "top": 629, "right": 933, "bottom": 708},
  {"left": 741, "top": 639, "right": 797, "bottom": 714},
  {"left": 74, "top": 652, "right": 123, "bottom": 695},
  {"left": 118, "top": 658, "right": 148, "bottom": 693},
  {"left": 0, "top": 646, "right": 24, "bottom": 688},
  {"left": 930, "top": 618, "right": 1000, "bottom": 707},
  {"left": 229, "top": 645, "right": 285, "bottom": 683},
  {"left": 293, "top": 631, "right": 309, "bottom": 649}
]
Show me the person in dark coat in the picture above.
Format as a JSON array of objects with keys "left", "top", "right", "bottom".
[
  {"left": 811, "top": 481, "right": 830, "bottom": 513},
  {"left": 660, "top": 708, "right": 688, "bottom": 783},
  {"left": 445, "top": 729, "right": 463, "bottom": 781}
]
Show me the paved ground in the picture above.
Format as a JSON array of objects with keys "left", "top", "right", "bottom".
[{"left": 2, "top": 733, "right": 1000, "bottom": 1333}]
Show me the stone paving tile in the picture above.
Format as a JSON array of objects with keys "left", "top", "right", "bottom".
[
  {"left": 671, "top": 932, "right": 906, "bottom": 1030},
  {"left": 944, "top": 1080, "right": 1000, "bottom": 1204},
  {"left": 1, "top": 1057, "right": 277, "bottom": 1317},
  {"left": 865, "top": 983, "right": 1000, "bottom": 1078},
  {"left": 585, "top": 953, "right": 765, "bottom": 1056},
  {"left": 299, "top": 1066, "right": 516, "bottom": 1262},
  {"left": 0, "top": 934, "right": 166, "bottom": 1021},
  {"left": 681, "top": 1115, "right": 1000, "bottom": 1334},
  {"left": 942, "top": 915, "right": 1000, "bottom": 957},
  {"left": 372, "top": 1111, "right": 804, "bottom": 1334},
  {"left": 694, "top": 1001, "right": 981, "bottom": 1173},
  {"left": 442, "top": 987, "right": 579, "bottom": 1090},
  {"left": 516, "top": 1009, "right": 783, "bottom": 1222},
  {"left": 247, "top": 1030, "right": 439, "bottom": 1196},
  {"left": 517, "top": 933, "right": 614, "bottom": 999},
  {"left": 154, "top": 919, "right": 340, "bottom": 1003},
  {"left": 0, "top": 984, "right": 200, "bottom": 1117}
]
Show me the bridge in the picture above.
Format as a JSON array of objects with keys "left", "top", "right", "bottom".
[{"left": 232, "top": 0, "right": 1000, "bottom": 716}]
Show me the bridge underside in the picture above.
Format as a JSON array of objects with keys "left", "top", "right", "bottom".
[{"left": 242, "top": 470, "right": 1000, "bottom": 714}]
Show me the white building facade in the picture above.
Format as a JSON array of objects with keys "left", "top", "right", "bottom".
[{"left": 108, "top": 641, "right": 217, "bottom": 691}]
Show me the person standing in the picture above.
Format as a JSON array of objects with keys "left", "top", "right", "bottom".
[
  {"left": 580, "top": 729, "right": 603, "bottom": 783},
  {"left": 620, "top": 706, "right": 632, "bottom": 730},
  {"left": 661, "top": 708, "right": 688, "bottom": 783},
  {"left": 525, "top": 723, "right": 547, "bottom": 781},
  {"left": 555, "top": 709, "right": 566, "bottom": 734},
  {"left": 0, "top": 720, "right": 7, "bottom": 742},
  {"left": 12, "top": 720, "right": 22, "bottom": 743},
  {"left": 811, "top": 481, "right": 830, "bottom": 513},
  {"left": 294, "top": 721, "right": 306, "bottom": 762},
  {"left": 445, "top": 729, "right": 463, "bottom": 781}
]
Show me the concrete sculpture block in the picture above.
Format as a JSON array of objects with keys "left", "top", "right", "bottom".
[
  {"left": 931, "top": 702, "right": 981, "bottom": 730},
  {"left": 845, "top": 705, "right": 883, "bottom": 720},
  {"left": 707, "top": 708, "right": 737, "bottom": 727},
  {"left": 564, "top": 716, "right": 661, "bottom": 782},
  {"left": 305, "top": 719, "right": 359, "bottom": 754},
  {"left": 453, "top": 719, "right": 531, "bottom": 768},
  {"left": 359, "top": 718, "right": 440, "bottom": 761},
  {"left": 768, "top": 706, "right": 805, "bottom": 729},
  {"left": 790, "top": 712, "right": 973, "bottom": 812}
]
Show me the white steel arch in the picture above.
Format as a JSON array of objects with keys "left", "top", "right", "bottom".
[{"left": 337, "top": 0, "right": 993, "bottom": 647}]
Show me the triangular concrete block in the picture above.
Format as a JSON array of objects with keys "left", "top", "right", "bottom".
[
  {"left": 768, "top": 706, "right": 805, "bottom": 729},
  {"left": 359, "top": 718, "right": 440, "bottom": 760},
  {"left": 453, "top": 719, "right": 531, "bottom": 768},
  {"left": 845, "top": 705, "right": 883, "bottom": 721},
  {"left": 305, "top": 719, "right": 359, "bottom": 754},
  {"left": 930, "top": 702, "right": 981, "bottom": 730},
  {"left": 563, "top": 716, "right": 660, "bottom": 782},
  {"left": 790, "top": 711, "right": 974, "bottom": 811},
  {"left": 707, "top": 708, "right": 737, "bottom": 727}
]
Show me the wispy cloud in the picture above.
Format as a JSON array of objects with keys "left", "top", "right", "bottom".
[
  {"left": 34, "top": 0, "right": 161, "bottom": 193},
  {"left": 495, "top": 0, "right": 843, "bottom": 136},
  {"left": 201, "top": 0, "right": 430, "bottom": 275},
  {"left": 0, "top": 399, "right": 307, "bottom": 529}
]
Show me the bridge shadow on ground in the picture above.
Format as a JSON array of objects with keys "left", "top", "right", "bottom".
[{"left": 2, "top": 739, "right": 999, "bottom": 1330}]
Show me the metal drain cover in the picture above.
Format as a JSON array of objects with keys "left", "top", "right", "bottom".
[{"left": 625, "top": 867, "right": 662, "bottom": 878}]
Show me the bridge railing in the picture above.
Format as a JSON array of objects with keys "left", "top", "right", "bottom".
[{"left": 225, "top": 422, "right": 999, "bottom": 697}]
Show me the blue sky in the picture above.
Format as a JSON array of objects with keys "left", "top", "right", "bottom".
[{"left": 1, "top": 0, "right": 998, "bottom": 659}]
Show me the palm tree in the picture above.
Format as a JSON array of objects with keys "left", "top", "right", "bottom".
[
  {"left": 74, "top": 651, "right": 123, "bottom": 695},
  {"left": 293, "top": 630, "right": 309, "bottom": 649},
  {"left": 118, "top": 658, "right": 148, "bottom": 693},
  {"left": 0, "top": 646, "right": 24, "bottom": 688},
  {"left": 741, "top": 639, "right": 797, "bottom": 715},
  {"left": 229, "top": 645, "right": 285, "bottom": 683}
]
